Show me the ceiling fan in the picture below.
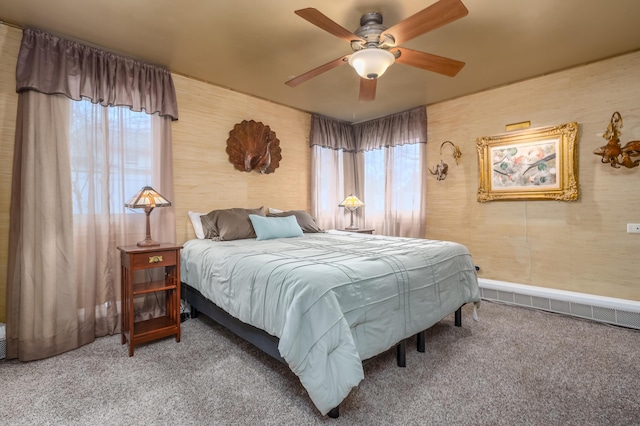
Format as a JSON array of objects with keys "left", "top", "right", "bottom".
[{"left": 285, "top": 0, "right": 468, "bottom": 102}]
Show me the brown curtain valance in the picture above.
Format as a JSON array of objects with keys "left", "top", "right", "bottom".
[
  {"left": 310, "top": 113, "right": 357, "bottom": 152},
  {"left": 352, "top": 106, "right": 426, "bottom": 151},
  {"left": 310, "top": 107, "right": 426, "bottom": 152},
  {"left": 16, "top": 28, "right": 179, "bottom": 120}
]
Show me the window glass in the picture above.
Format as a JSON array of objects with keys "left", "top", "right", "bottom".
[
  {"left": 69, "top": 100, "right": 152, "bottom": 215},
  {"left": 364, "top": 143, "right": 422, "bottom": 214}
]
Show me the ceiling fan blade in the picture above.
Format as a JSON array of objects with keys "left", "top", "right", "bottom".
[
  {"left": 295, "top": 8, "right": 363, "bottom": 43},
  {"left": 285, "top": 55, "right": 349, "bottom": 87},
  {"left": 383, "top": 0, "right": 468, "bottom": 46},
  {"left": 359, "top": 78, "right": 377, "bottom": 102},
  {"left": 395, "top": 47, "right": 465, "bottom": 77}
]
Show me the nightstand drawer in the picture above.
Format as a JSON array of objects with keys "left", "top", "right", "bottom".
[{"left": 130, "top": 250, "right": 177, "bottom": 270}]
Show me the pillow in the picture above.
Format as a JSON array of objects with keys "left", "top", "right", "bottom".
[
  {"left": 267, "top": 210, "right": 324, "bottom": 233},
  {"left": 268, "top": 207, "right": 284, "bottom": 214},
  {"left": 187, "top": 211, "right": 206, "bottom": 239},
  {"left": 249, "top": 214, "right": 303, "bottom": 241},
  {"left": 200, "top": 207, "right": 265, "bottom": 241}
]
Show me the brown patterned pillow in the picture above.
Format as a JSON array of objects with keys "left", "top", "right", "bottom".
[
  {"left": 201, "top": 207, "right": 265, "bottom": 240},
  {"left": 267, "top": 210, "right": 323, "bottom": 233}
]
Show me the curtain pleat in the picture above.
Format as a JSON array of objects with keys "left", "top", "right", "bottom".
[
  {"left": 352, "top": 107, "right": 427, "bottom": 151},
  {"left": 16, "top": 28, "right": 178, "bottom": 120},
  {"left": 6, "top": 92, "right": 83, "bottom": 360},
  {"left": 309, "top": 114, "right": 357, "bottom": 151}
]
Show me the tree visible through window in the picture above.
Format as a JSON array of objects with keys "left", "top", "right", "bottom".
[
  {"left": 69, "top": 100, "right": 153, "bottom": 215},
  {"left": 364, "top": 143, "right": 423, "bottom": 217}
]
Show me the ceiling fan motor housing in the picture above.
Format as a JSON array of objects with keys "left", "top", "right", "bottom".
[{"left": 354, "top": 12, "right": 393, "bottom": 48}]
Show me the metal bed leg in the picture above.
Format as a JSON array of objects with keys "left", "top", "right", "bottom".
[
  {"left": 191, "top": 306, "right": 199, "bottom": 318},
  {"left": 328, "top": 406, "right": 339, "bottom": 418},
  {"left": 396, "top": 340, "right": 406, "bottom": 367},
  {"left": 454, "top": 306, "right": 462, "bottom": 327},
  {"left": 417, "top": 331, "right": 425, "bottom": 352}
]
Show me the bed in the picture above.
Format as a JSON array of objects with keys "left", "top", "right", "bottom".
[{"left": 180, "top": 209, "right": 480, "bottom": 417}]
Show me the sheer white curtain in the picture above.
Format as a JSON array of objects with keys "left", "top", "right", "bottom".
[
  {"left": 363, "top": 143, "right": 427, "bottom": 237},
  {"left": 6, "top": 28, "right": 178, "bottom": 361},
  {"left": 310, "top": 114, "right": 363, "bottom": 230},
  {"left": 71, "top": 101, "right": 175, "bottom": 336},
  {"left": 311, "top": 146, "right": 364, "bottom": 230}
]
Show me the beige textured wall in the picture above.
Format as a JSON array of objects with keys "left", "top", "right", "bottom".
[
  {"left": 0, "top": 25, "right": 20, "bottom": 323},
  {"left": 171, "top": 73, "right": 311, "bottom": 243},
  {"left": 426, "top": 50, "right": 640, "bottom": 301}
]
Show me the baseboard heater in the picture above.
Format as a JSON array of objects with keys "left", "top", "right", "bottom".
[{"left": 478, "top": 278, "right": 640, "bottom": 330}]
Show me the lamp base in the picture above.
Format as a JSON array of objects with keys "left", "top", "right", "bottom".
[
  {"left": 345, "top": 225, "right": 360, "bottom": 230},
  {"left": 137, "top": 209, "right": 160, "bottom": 247},
  {"left": 136, "top": 238, "right": 161, "bottom": 247}
]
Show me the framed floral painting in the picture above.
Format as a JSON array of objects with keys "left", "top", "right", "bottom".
[{"left": 476, "top": 122, "right": 578, "bottom": 202}]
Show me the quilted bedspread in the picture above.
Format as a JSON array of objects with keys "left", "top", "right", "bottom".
[{"left": 180, "top": 231, "right": 480, "bottom": 415}]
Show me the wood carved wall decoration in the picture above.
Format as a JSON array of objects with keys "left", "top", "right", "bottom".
[
  {"left": 593, "top": 112, "right": 640, "bottom": 169},
  {"left": 226, "top": 120, "right": 282, "bottom": 174}
]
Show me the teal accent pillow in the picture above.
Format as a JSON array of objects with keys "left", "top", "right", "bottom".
[{"left": 249, "top": 214, "right": 304, "bottom": 241}]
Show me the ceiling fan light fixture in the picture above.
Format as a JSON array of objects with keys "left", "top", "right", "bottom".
[{"left": 348, "top": 48, "right": 395, "bottom": 79}]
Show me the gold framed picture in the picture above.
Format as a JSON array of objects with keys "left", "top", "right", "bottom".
[{"left": 476, "top": 122, "right": 578, "bottom": 202}]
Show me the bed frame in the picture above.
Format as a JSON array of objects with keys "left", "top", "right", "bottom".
[{"left": 182, "top": 282, "right": 462, "bottom": 418}]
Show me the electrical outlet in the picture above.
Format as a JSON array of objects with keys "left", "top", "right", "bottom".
[{"left": 627, "top": 223, "right": 640, "bottom": 233}]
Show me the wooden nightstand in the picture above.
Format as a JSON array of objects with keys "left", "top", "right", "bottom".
[
  {"left": 338, "top": 228, "right": 375, "bottom": 234},
  {"left": 118, "top": 243, "right": 183, "bottom": 356}
]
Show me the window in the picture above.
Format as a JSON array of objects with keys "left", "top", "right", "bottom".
[
  {"left": 69, "top": 100, "right": 153, "bottom": 215},
  {"left": 364, "top": 143, "right": 423, "bottom": 216},
  {"left": 310, "top": 108, "right": 426, "bottom": 237}
]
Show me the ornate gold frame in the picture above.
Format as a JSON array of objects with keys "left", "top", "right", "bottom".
[{"left": 477, "top": 122, "right": 578, "bottom": 202}]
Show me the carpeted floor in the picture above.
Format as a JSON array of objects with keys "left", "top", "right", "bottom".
[{"left": 2, "top": 301, "right": 639, "bottom": 425}]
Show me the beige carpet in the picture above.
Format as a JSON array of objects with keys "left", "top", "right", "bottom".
[{"left": 2, "top": 301, "right": 639, "bottom": 425}]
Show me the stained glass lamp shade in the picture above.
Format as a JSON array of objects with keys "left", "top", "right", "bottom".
[
  {"left": 125, "top": 186, "right": 171, "bottom": 247},
  {"left": 339, "top": 194, "right": 365, "bottom": 230}
]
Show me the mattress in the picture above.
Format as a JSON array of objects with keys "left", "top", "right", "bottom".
[{"left": 180, "top": 230, "right": 480, "bottom": 414}]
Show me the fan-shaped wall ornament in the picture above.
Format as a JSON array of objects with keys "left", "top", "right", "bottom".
[{"left": 226, "top": 120, "right": 282, "bottom": 174}]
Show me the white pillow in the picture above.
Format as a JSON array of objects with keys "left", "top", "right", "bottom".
[
  {"left": 188, "top": 211, "right": 206, "bottom": 239},
  {"left": 268, "top": 207, "right": 284, "bottom": 214}
]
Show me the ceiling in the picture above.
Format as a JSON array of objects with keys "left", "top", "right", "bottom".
[{"left": 2, "top": 0, "right": 640, "bottom": 123}]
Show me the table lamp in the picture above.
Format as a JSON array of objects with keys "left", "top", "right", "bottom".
[
  {"left": 339, "top": 194, "right": 365, "bottom": 230},
  {"left": 125, "top": 186, "right": 171, "bottom": 247}
]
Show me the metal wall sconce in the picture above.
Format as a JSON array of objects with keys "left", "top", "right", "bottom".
[
  {"left": 593, "top": 112, "right": 640, "bottom": 169},
  {"left": 429, "top": 140, "right": 462, "bottom": 181}
]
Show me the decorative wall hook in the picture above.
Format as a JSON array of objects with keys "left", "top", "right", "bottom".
[
  {"left": 593, "top": 112, "right": 640, "bottom": 169},
  {"left": 429, "top": 141, "right": 461, "bottom": 181}
]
